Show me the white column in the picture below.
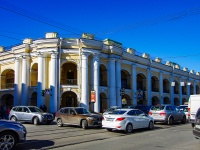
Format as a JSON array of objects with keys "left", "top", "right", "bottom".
[
  {"left": 147, "top": 67, "right": 152, "bottom": 105},
  {"left": 193, "top": 81, "right": 196, "bottom": 94},
  {"left": 170, "top": 74, "right": 174, "bottom": 105},
  {"left": 81, "top": 52, "right": 90, "bottom": 109},
  {"left": 21, "top": 56, "right": 30, "bottom": 105},
  {"left": 50, "top": 53, "right": 58, "bottom": 113},
  {"left": 179, "top": 77, "right": 183, "bottom": 105},
  {"left": 37, "top": 53, "right": 44, "bottom": 107},
  {"left": 116, "top": 60, "right": 121, "bottom": 107},
  {"left": 14, "top": 57, "right": 20, "bottom": 106},
  {"left": 132, "top": 64, "right": 137, "bottom": 106},
  {"left": 108, "top": 58, "right": 116, "bottom": 107},
  {"left": 159, "top": 71, "right": 163, "bottom": 104},
  {"left": 93, "top": 54, "right": 100, "bottom": 112}
]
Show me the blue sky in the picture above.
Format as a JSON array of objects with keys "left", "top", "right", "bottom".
[{"left": 0, "top": 0, "right": 200, "bottom": 72}]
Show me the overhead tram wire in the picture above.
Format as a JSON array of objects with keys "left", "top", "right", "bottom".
[
  {"left": 0, "top": 0, "right": 82, "bottom": 36},
  {"left": 95, "top": 7, "right": 200, "bottom": 35}
]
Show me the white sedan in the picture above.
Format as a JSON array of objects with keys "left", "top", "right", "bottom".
[{"left": 102, "top": 109, "right": 154, "bottom": 133}]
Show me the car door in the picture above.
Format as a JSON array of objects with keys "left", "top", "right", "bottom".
[
  {"left": 15, "top": 107, "right": 23, "bottom": 121},
  {"left": 127, "top": 110, "right": 140, "bottom": 129},
  {"left": 22, "top": 107, "right": 32, "bottom": 121},
  {"left": 136, "top": 110, "right": 149, "bottom": 128},
  {"left": 171, "top": 106, "right": 180, "bottom": 121},
  {"left": 68, "top": 108, "right": 78, "bottom": 125},
  {"left": 61, "top": 108, "right": 69, "bottom": 124}
]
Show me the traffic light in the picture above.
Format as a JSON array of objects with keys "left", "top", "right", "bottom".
[{"left": 42, "top": 90, "right": 45, "bottom": 97}]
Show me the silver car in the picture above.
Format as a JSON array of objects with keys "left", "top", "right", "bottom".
[
  {"left": 0, "top": 120, "right": 27, "bottom": 150},
  {"left": 9, "top": 106, "right": 54, "bottom": 125},
  {"left": 148, "top": 105, "right": 186, "bottom": 125}
]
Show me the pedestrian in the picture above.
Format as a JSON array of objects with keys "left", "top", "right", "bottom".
[
  {"left": 6, "top": 106, "right": 10, "bottom": 120},
  {"left": 1, "top": 104, "right": 7, "bottom": 119},
  {"left": 40, "top": 105, "right": 44, "bottom": 111},
  {"left": 43, "top": 104, "right": 47, "bottom": 112}
]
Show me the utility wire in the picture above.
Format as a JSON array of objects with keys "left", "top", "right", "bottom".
[
  {"left": 95, "top": 7, "right": 200, "bottom": 35},
  {"left": 162, "top": 53, "right": 200, "bottom": 59},
  {"left": 0, "top": 34, "right": 21, "bottom": 41},
  {"left": 0, "top": 0, "right": 82, "bottom": 36}
]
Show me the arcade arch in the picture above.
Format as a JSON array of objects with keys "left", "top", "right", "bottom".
[
  {"left": 100, "top": 92, "right": 108, "bottom": 113},
  {"left": 152, "top": 96, "right": 159, "bottom": 105},
  {"left": 1, "top": 69, "right": 14, "bottom": 89},
  {"left": 61, "top": 91, "right": 78, "bottom": 107}
]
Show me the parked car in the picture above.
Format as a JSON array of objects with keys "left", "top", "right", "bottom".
[
  {"left": 193, "top": 107, "right": 200, "bottom": 139},
  {"left": 102, "top": 108, "right": 154, "bottom": 133},
  {"left": 55, "top": 107, "right": 102, "bottom": 129},
  {"left": 9, "top": 106, "right": 54, "bottom": 125},
  {"left": 123, "top": 105, "right": 136, "bottom": 109},
  {"left": 0, "top": 120, "right": 27, "bottom": 150},
  {"left": 178, "top": 105, "right": 188, "bottom": 121},
  {"left": 103, "top": 106, "right": 121, "bottom": 115},
  {"left": 148, "top": 105, "right": 186, "bottom": 125},
  {"left": 135, "top": 105, "right": 151, "bottom": 114}
]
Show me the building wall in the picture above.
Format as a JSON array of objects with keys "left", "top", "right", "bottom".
[{"left": 0, "top": 33, "right": 200, "bottom": 113}]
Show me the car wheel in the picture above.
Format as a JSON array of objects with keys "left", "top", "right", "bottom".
[
  {"left": 10, "top": 116, "right": 17, "bottom": 122},
  {"left": 168, "top": 117, "right": 174, "bottom": 125},
  {"left": 0, "top": 131, "right": 17, "bottom": 150},
  {"left": 33, "top": 117, "right": 39, "bottom": 125},
  {"left": 57, "top": 119, "right": 63, "bottom": 127},
  {"left": 148, "top": 121, "right": 154, "bottom": 130},
  {"left": 81, "top": 120, "right": 88, "bottom": 129},
  {"left": 125, "top": 123, "right": 133, "bottom": 133},
  {"left": 106, "top": 128, "right": 112, "bottom": 132},
  {"left": 181, "top": 116, "right": 186, "bottom": 124}
]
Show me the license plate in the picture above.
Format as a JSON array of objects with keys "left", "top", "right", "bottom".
[
  {"left": 106, "top": 118, "right": 114, "bottom": 121},
  {"left": 98, "top": 121, "right": 102, "bottom": 124}
]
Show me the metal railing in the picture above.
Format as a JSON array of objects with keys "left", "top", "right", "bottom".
[{"left": 1, "top": 83, "right": 14, "bottom": 89}]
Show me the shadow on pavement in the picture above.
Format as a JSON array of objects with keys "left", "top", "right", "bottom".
[{"left": 14, "top": 140, "right": 55, "bottom": 150}]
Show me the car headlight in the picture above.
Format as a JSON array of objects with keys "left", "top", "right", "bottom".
[
  {"left": 88, "top": 117, "right": 96, "bottom": 120},
  {"left": 15, "top": 124, "right": 27, "bottom": 133}
]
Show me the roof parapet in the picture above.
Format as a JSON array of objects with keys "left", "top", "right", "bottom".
[
  {"left": 45, "top": 32, "right": 58, "bottom": 38},
  {"left": 82, "top": 33, "right": 94, "bottom": 40},
  {"left": 127, "top": 48, "right": 135, "bottom": 55},
  {"left": 0, "top": 46, "right": 4, "bottom": 52},
  {"left": 155, "top": 57, "right": 162, "bottom": 63},
  {"left": 23, "top": 38, "right": 33, "bottom": 44},
  {"left": 103, "top": 38, "right": 122, "bottom": 47},
  {"left": 142, "top": 53, "right": 150, "bottom": 59}
]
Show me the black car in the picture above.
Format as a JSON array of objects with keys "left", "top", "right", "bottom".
[
  {"left": 135, "top": 105, "right": 151, "bottom": 114},
  {"left": 193, "top": 107, "right": 200, "bottom": 139}
]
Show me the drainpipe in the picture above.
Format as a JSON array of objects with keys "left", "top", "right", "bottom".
[{"left": 57, "top": 38, "right": 62, "bottom": 110}]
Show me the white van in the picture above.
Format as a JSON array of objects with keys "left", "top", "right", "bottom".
[{"left": 188, "top": 95, "right": 200, "bottom": 127}]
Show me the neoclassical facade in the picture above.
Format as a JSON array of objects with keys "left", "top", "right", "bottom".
[{"left": 0, "top": 32, "right": 200, "bottom": 113}]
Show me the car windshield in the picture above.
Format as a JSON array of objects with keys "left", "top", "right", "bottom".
[
  {"left": 137, "top": 106, "right": 149, "bottom": 110},
  {"left": 75, "top": 108, "right": 90, "bottom": 114},
  {"left": 151, "top": 106, "right": 165, "bottom": 110},
  {"left": 28, "top": 107, "right": 43, "bottom": 112},
  {"left": 179, "top": 106, "right": 188, "bottom": 112},
  {"left": 111, "top": 110, "right": 126, "bottom": 115},
  {"left": 105, "top": 108, "right": 116, "bottom": 112}
]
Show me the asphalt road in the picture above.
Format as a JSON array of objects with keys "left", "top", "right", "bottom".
[{"left": 15, "top": 122, "right": 200, "bottom": 150}]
